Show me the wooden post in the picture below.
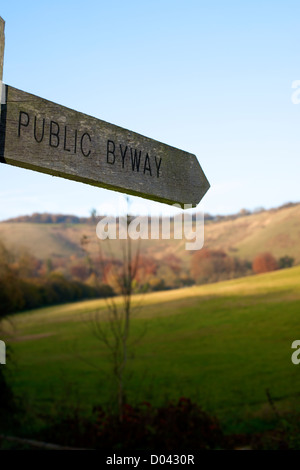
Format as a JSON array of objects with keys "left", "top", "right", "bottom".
[
  {"left": 0, "top": 16, "right": 4, "bottom": 115},
  {"left": 0, "top": 17, "right": 4, "bottom": 82}
]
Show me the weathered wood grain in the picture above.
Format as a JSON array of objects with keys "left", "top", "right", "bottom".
[{"left": 0, "top": 85, "right": 210, "bottom": 207}]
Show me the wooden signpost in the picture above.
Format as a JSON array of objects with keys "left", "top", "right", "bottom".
[
  {"left": 0, "top": 17, "right": 4, "bottom": 81},
  {"left": 0, "top": 18, "right": 209, "bottom": 207}
]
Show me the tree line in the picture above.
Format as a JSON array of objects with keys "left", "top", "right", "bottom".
[
  {"left": 0, "top": 234, "right": 296, "bottom": 316},
  {"left": 3, "top": 213, "right": 96, "bottom": 224},
  {"left": 0, "top": 240, "right": 114, "bottom": 317},
  {"left": 191, "top": 248, "right": 294, "bottom": 285},
  {"left": 3, "top": 201, "right": 298, "bottom": 226}
]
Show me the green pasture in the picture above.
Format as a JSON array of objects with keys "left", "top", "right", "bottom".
[{"left": 3, "top": 265, "right": 300, "bottom": 434}]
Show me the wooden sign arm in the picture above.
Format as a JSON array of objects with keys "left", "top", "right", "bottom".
[{"left": 0, "top": 17, "right": 210, "bottom": 207}]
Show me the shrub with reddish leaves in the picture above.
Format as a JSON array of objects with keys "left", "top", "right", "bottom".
[
  {"left": 93, "top": 398, "right": 225, "bottom": 450},
  {"left": 38, "top": 398, "right": 225, "bottom": 450}
]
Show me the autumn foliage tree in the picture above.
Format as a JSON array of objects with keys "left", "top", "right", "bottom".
[
  {"left": 191, "top": 248, "right": 251, "bottom": 284},
  {"left": 0, "top": 239, "right": 113, "bottom": 315},
  {"left": 252, "top": 252, "right": 278, "bottom": 274}
]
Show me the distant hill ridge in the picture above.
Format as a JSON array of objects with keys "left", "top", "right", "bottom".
[
  {"left": 0, "top": 201, "right": 299, "bottom": 264},
  {"left": 1, "top": 213, "right": 95, "bottom": 224},
  {"left": 2, "top": 201, "right": 299, "bottom": 224}
]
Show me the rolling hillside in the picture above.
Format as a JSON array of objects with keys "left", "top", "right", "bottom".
[
  {"left": 205, "top": 203, "right": 300, "bottom": 262},
  {"left": 0, "top": 203, "right": 299, "bottom": 266}
]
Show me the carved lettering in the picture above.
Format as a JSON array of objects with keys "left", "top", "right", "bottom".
[
  {"left": 63, "top": 126, "right": 71, "bottom": 152},
  {"left": 74, "top": 129, "right": 77, "bottom": 154},
  {"left": 2, "top": 85, "right": 210, "bottom": 207},
  {"left": 81, "top": 132, "right": 91, "bottom": 157},
  {"left": 17, "top": 110, "right": 93, "bottom": 158},
  {"left": 34, "top": 116, "right": 45, "bottom": 143},
  {"left": 49, "top": 120, "right": 59, "bottom": 148},
  {"left": 143, "top": 153, "right": 152, "bottom": 175},
  {"left": 18, "top": 111, "right": 30, "bottom": 137},
  {"left": 106, "top": 139, "right": 162, "bottom": 177},
  {"left": 107, "top": 139, "right": 115, "bottom": 164},
  {"left": 155, "top": 156, "right": 162, "bottom": 177},
  {"left": 130, "top": 148, "right": 141, "bottom": 172},
  {"left": 16, "top": 110, "right": 163, "bottom": 178},
  {"left": 120, "top": 144, "right": 128, "bottom": 168}
]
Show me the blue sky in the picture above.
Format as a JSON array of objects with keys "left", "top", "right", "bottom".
[{"left": 0, "top": 0, "right": 300, "bottom": 220}]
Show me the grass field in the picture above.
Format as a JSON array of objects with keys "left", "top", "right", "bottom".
[{"left": 2, "top": 265, "right": 300, "bottom": 435}]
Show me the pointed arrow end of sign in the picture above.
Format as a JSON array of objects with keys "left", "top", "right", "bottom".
[{"left": 186, "top": 154, "right": 210, "bottom": 208}]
